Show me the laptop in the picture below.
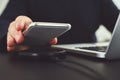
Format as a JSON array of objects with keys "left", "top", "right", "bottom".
[{"left": 51, "top": 13, "right": 120, "bottom": 60}]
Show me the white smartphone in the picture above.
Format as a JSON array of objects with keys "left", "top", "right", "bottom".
[{"left": 22, "top": 22, "right": 71, "bottom": 46}]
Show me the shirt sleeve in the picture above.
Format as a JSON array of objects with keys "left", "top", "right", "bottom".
[{"left": 100, "top": 0, "right": 120, "bottom": 32}]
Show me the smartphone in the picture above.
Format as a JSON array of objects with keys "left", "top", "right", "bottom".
[{"left": 22, "top": 22, "right": 71, "bottom": 46}]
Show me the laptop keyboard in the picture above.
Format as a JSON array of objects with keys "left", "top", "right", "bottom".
[{"left": 75, "top": 46, "right": 107, "bottom": 52}]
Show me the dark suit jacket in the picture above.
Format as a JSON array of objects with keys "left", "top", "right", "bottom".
[{"left": 0, "top": 0, "right": 119, "bottom": 52}]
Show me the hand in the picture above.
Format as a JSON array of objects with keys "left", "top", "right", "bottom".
[{"left": 7, "top": 16, "right": 57, "bottom": 52}]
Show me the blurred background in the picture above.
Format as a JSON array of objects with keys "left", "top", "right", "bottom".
[
  {"left": 0, "top": 0, "right": 9, "bottom": 16},
  {"left": 0, "top": 0, "right": 120, "bottom": 42},
  {"left": 95, "top": 0, "right": 120, "bottom": 42}
]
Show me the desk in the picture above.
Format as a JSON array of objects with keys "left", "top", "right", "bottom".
[{"left": 0, "top": 52, "right": 120, "bottom": 80}]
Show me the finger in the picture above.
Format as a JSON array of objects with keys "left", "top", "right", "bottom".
[
  {"left": 7, "top": 32, "right": 15, "bottom": 47},
  {"left": 49, "top": 37, "right": 58, "bottom": 45},
  {"left": 7, "top": 46, "right": 15, "bottom": 52},
  {"left": 8, "top": 21, "right": 18, "bottom": 38},
  {"left": 8, "top": 21, "right": 16, "bottom": 33},
  {"left": 8, "top": 21, "right": 24, "bottom": 45},
  {"left": 15, "top": 16, "right": 32, "bottom": 31},
  {"left": 7, "top": 32, "right": 16, "bottom": 52},
  {"left": 14, "top": 31, "right": 24, "bottom": 44}
]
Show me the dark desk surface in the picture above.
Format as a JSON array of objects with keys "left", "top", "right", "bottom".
[{"left": 1, "top": 52, "right": 120, "bottom": 80}]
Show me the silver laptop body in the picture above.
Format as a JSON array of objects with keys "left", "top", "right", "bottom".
[{"left": 51, "top": 13, "right": 120, "bottom": 60}]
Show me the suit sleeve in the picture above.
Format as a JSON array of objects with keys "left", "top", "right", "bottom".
[{"left": 0, "top": 0, "right": 29, "bottom": 52}]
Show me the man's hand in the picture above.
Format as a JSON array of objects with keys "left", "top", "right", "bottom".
[{"left": 7, "top": 16, "right": 57, "bottom": 52}]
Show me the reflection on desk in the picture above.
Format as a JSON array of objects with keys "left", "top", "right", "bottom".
[{"left": 0, "top": 52, "right": 120, "bottom": 80}]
